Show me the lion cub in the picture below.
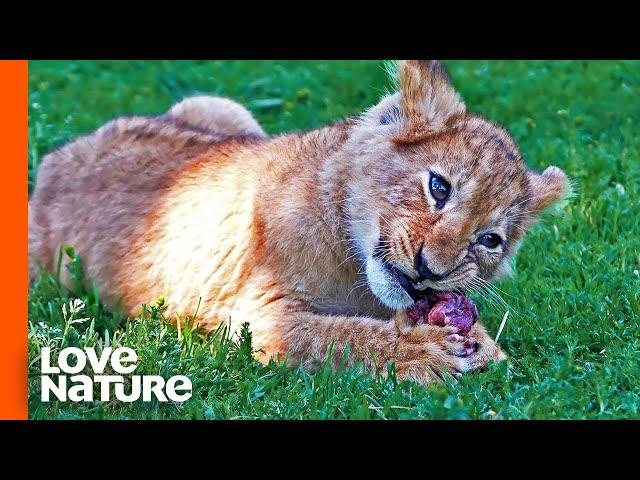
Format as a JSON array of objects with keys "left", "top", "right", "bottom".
[{"left": 29, "top": 61, "right": 568, "bottom": 385}]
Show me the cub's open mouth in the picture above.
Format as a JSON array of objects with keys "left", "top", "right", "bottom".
[{"left": 379, "top": 258, "right": 433, "bottom": 302}]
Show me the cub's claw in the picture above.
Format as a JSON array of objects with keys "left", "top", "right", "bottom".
[
  {"left": 444, "top": 331, "right": 478, "bottom": 357},
  {"left": 463, "top": 322, "right": 507, "bottom": 370}
]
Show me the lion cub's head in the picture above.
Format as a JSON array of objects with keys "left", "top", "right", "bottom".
[{"left": 342, "top": 60, "right": 569, "bottom": 310}]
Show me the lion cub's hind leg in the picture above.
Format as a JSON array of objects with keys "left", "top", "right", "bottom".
[{"left": 166, "top": 96, "right": 267, "bottom": 138}]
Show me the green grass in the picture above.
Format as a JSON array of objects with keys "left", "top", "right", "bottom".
[{"left": 28, "top": 60, "right": 640, "bottom": 419}]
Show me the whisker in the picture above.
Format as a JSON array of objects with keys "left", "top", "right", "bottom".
[{"left": 472, "top": 276, "right": 522, "bottom": 318}]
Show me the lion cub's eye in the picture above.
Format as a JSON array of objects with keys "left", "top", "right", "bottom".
[
  {"left": 478, "top": 233, "right": 503, "bottom": 249},
  {"left": 429, "top": 174, "right": 451, "bottom": 207}
]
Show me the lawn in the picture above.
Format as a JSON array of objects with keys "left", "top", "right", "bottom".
[{"left": 27, "top": 60, "right": 640, "bottom": 419}]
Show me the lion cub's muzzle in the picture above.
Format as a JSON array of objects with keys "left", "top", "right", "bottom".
[{"left": 413, "top": 246, "right": 445, "bottom": 282}]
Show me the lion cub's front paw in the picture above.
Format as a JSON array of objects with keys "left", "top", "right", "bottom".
[
  {"left": 392, "top": 312, "right": 506, "bottom": 386},
  {"left": 392, "top": 323, "right": 472, "bottom": 385}
]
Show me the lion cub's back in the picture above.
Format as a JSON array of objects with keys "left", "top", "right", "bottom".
[
  {"left": 28, "top": 115, "right": 261, "bottom": 310},
  {"left": 34, "top": 115, "right": 232, "bottom": 195}
]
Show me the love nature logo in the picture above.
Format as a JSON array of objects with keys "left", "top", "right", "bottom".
[{"left": 40, "top": 346, "right": 192, "bottom": 403}]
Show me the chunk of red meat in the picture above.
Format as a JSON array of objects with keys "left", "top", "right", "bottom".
[{"left": 406, "top": 290, "right": 478, "bottom": 335}]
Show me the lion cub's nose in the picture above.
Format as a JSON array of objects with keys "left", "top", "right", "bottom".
[{"left": 414, "top": 249, "right": 445, "bottom": 282}]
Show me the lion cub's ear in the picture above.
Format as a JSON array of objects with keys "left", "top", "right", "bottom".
[
  {"left": 395, "top": 60, "right": 465, "bottom": 140},
  {"left": 526, "top": 166, "right": 571, "bottom": 213}
]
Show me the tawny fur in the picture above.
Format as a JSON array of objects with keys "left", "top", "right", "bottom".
[{"left": 28, "top": 64, "right": 569, "bottom": 385}]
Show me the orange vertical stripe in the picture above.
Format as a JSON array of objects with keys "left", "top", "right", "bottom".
[{"left": 0, "top": 60, "right": 28, "bottom": 420}]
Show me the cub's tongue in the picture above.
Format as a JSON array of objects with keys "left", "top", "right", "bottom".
[{"left": 406, "top": 290, "right": 478, "bottom": 335}]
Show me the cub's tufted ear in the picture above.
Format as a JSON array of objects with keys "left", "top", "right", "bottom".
[
  {"left": 526, "top": 166, "right": 571, "bottom": 213},
  {"left": 395, "top": 60, "right": 465, "bottom": 141}
]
